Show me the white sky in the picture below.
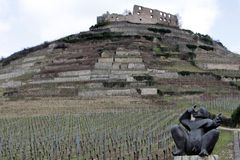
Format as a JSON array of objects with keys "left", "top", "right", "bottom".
[{"left": 0, "top": 0, "right": 239, "bottom": 57}]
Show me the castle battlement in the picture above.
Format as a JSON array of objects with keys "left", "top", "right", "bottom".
[{"left": 97, "top": 5, "right": 179, "bottom": 28}]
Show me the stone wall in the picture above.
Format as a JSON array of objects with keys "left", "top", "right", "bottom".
[
  {"left": 1, "top": 81, "right": 23, "bottom": 88},
  {"left": 78, "top": 89, "right": 137, "bottom": 98},
  {"left": 58, "top": 70, "right": 91, "bottom": 77},
  {"left": 139, "top": 88, "right": 158, "bottom": 95},
  {"left": 23, "top": 56, "right": 45, "bottom": 63},
  {"left": 174, "top": 155, "right": 219, "bottom": 160},
  {"left": 92, "top": 48, "right": 147, "bottom": 82},
  {"left": 198, "top": 63, "right": 240, "bottom": 70},
  {"left": 148, "top": 69, "right": 178, "bottom": 79},
  {"left": 0, "top": 70, "right": 26, "bottom": 80},
  {"left": 97, "top": 5, "right": 179, "bottom": 28}
]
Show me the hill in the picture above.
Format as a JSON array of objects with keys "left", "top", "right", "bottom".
[
  {"left": 0, "top": 20, "right": 240, "bottom": 99},
  {"left": 0, "top": 5, "right": 239, "bottom": 160}
]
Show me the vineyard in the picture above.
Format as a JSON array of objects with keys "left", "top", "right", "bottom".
[
  {"left": 192, "top": 95, "right": 240, "bottom": 116},
  {"left": 0, "top": 98, "right": 181, "bottom": 160}
]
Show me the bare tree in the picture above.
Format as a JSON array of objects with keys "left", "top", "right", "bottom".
[
  {"left": 123, "top": 9, "right": 132, "bottom": 15},
  {"left": 175, "top": 14, "right": 182, "bottom": 28}
]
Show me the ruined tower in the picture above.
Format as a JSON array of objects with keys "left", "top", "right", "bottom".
[{"left": 97, "top": 5, "right": 179, "bottom": 27}]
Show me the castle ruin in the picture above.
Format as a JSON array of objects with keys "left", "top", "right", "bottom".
[{"left": 97, "top": 5, "right": 179, "bottom": 27}]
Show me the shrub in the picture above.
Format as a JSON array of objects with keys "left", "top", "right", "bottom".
[
  {"left": 143, "top": 36, "right": 154, "bottom": 41},
  {"left": 90, "top": 21, "right": 110, "bottom": 30},
  {"left": 231, "top": 105, "right": 240, "bottom": 127},
  {"left": 133, "top": 75, "right": 153, "bottom": 81},
  {"left": 153, "top": 47, "right": 161, "bottom": 53},
  {"left": 195, "top": 33, "right": 213, "bottom": 45},
  {"left": 216, "top": 40, "right": 225, "bottom": 48},
  {"left": 178, "top": 71, "right": 191, "bottom": 76},
  {"left": 186, "top": 44, "right": 197, "bottom": 51},
  {"left": 153, "top": 47, "right": 170, "bottom": 58},
  {"left": 147, "top": 28, "right": 171, "bottom": 34},
  {"left": 199, "top": 45, "right": 214, "bottom": 51},
  {"left": 103, "top": 81, "right": 126, "bottom": 88},
  {"left": 187, "top": 52, "right": 196, "bottom": 60},
  {"left": 134, "top": 35, "right": 141, "bottom": 39},
  {"left": 60, "top": 32, "right": 123, "bottom": 43},
  {"left": 182, "top": 29, "right": 194, "bottom": 35}
]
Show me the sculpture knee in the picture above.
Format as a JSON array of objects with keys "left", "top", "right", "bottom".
[
  {"left": 171, "top": 125, "right": 186, "bottom": 137},
  {"left": 210, "top": 129, "right": 220, "bottom": 137},
  {"left": 171, "top": 125, "right": 180, "bottom": 133}
]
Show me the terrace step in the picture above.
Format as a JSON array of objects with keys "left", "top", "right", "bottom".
[
  {"left": 139, "top": 88, "right": 158, "bottom": 95},
  {"left": 78, "top": 89, "right": 138, "bottom": 98}
]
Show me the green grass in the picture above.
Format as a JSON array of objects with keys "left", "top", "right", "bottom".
[
  {"left": 213, "top": 130, "right": 233, "bottom": 160},
  {"left": 12, "top": 72, "right": 34, "bottom": 81},
  {"left": 162, "top": 62, "right": 204, "bottom": 73},
  {"left": 0, "top": 87, "right": 4, "bottom": 97}
]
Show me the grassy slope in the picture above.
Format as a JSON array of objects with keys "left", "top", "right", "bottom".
[{"left": 213, "top": 130, "right": 233, "bottom": 160}]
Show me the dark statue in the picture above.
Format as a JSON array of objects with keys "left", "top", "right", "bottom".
[{"left": 171, "top": 105, "right": 222, "bottom": 157}]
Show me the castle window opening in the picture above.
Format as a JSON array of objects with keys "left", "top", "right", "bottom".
[
  {"left": 140, "top": 18, "right": 142, "bottom": 21},
  {"left": 160, "top": 12, "right": 163, "bottom": 16},
  {"left": 150, "top": 9, "right": 153, "bottom": 13},
  {"left": 164, "top": 18, "right": 167, "bottom": 22},
  {"left": 160, "top": 18, "right": 163, "bottom": 21},
  {"left": 139, "top": 7, "right": 142, "bottom": 10},
  {"left": 164, "top": 13, "right": 166, "bottom": 17},
  {"left": 137, "top": 12, "right": 140, "bottom": 15},
  {"left": 168, "top": 15, "right": 171, "bottom": 18},
  {"left": 150, "top": 15, "right": 153, "bottom": 18}
]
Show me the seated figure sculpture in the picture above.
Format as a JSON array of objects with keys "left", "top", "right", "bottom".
[{"left": 171, "top": 105, "right": 222, "bottom": 157}]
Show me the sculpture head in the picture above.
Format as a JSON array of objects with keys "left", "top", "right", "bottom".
[{"left": 193, "top": 107, "right": 210, "bottom": 119}]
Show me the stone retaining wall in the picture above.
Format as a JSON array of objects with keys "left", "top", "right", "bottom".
[
  {"left": 23, "top": 56, "right": 45, "bottom": 63},
  {"left": 30, "top": 75, "right": 91, "bottom": 84},
  {"left": 174, "top": 155, "right": 218, "bottom": 160},
  {"left": 115, "top": 58, "right": 143, "bottom": 63},
  {"left": 78, "top": 89, "right": 137, "bottom": 98},
  {"left": 198, "top": 63, "right": 240, "bottom": 71},
  {"left": 0, "top": 70, "right": 26, "bottom": 80},
  {"left": 1, "top": 81, "right": 23, "bottom": 88},
  {"left": 116, "top": 50, "right": 141, "bottom": 57},
  {"left": 148, "top": 69, "right": 178, "bottom": 79},
  {"left": 139, "top": 88, "right": 158, "bottom": 95},
  {"left": 58, "top": 70, "right": 91, "bottom": 77}
]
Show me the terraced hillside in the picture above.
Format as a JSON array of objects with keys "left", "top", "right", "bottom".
[
  {"left": 0, "top": 22, "right": 240, "bottom": 100},
  {"left": 0, "top": 16, "right": 240, "bottom": 160}
]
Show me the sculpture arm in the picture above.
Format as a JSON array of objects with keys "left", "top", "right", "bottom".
[
  {"left": 203, "top": 118, "right": 221, "bottom": 130},
  {"left": 179, "top": 109, "right": 192, "bottom": 130}
]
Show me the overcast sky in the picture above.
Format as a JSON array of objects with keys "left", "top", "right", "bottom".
[{"left": 0, "top": 0, "right": 240, "bottom": 58}]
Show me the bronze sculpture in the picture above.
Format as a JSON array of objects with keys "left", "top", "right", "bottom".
[{"left": 171, "top": 105, "right": 222, "bottom": 157}]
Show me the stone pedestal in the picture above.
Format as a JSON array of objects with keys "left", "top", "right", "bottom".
[{"left": 174, "top": 155, "right": 219, "bottom": 160}]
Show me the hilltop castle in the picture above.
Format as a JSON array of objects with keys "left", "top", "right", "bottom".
[{"left": 97, "top": 5, "right": 179, "bottom": 28}]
